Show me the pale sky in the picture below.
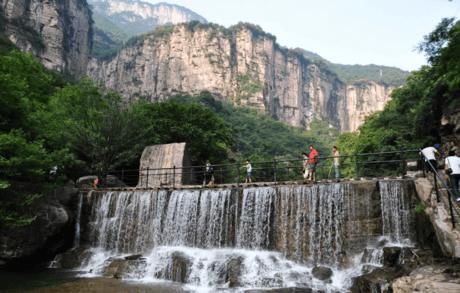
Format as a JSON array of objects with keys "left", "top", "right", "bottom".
[{"left": 147, "top": 0, "right": 460, "bottom": 71}]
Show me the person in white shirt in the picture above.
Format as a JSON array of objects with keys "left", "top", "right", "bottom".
[
  {"left": 421, "top": 145, "right": 440, "bottom": 173},
  {"left": 445, "top": 150, "right": 460, "bottom": 199},
  {"left": 332, "top": 146, "right": 340, "bottom": 182},
  {"left": 245, "top": 160, "right": 252, "bottom": 183}
]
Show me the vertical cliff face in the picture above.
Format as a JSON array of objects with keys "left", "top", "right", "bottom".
[
  {"left": 0, "top": 0, "right": 92, "bottom": 76},
  {"left": 342, "top": 81, "right": 393, "bottom": 131},
  {"left": 88, "top": 23, "right": 392, "bottom": 132},
  {"left": 89, "top": 0, "right": 207, "bottom": 35}
]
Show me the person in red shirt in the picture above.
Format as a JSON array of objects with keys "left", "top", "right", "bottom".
[{"left": 307, "top": 145, "right": 319, "bottom": 183}]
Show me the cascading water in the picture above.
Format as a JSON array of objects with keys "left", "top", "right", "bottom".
[
  {"left": 379, "top": 180, "right": 414, "bottom": 245},
  {"left": 73, "top": 192, "right": 84, "bottom": 248},
  {"left": 73, "top": 180, "right": 416, "bottom": 292}
]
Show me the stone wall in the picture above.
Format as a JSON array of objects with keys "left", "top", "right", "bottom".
[{"left": 137, "top": 142, "right": 192, "bottom": 188}]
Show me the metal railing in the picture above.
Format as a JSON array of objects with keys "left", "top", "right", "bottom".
[
  {"left": 420, "top": 150, "right": 457, "bottom": 229},
  {"left": 103, "top": 149, "right": 422, "bottom": 189}
]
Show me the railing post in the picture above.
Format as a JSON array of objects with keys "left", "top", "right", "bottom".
[
  {"left": 236, "top": 163, "right": 240, "bottom": 188},
  {"left": 355, "top": 154, "right": 359, "bottom": 178},
  {"left": 121, "top": 169, "right": 124, "bottom": 182},
  {"left": 401, "top": 155, "right": 406, "bottom": 177},
  {"left": 434, "top": 175, "right": 440, "bottom": 202},
  {"left": 146, "top": 167, "right": 149, "bottom": 188},
  {"left": 203, "top": 165, "right": 207, "bottom": 187},
  {"left": 273, "top": 158, "right": 277, "bottom": 183},
  {"left": 220, "top": 167, "right": 223, "bottom": 184},
  {"left": 447, "top": 186, "right": 456, "bottom": 229},
  {"left": 173, "top": 165, "right": 176, "bottom": 189}
]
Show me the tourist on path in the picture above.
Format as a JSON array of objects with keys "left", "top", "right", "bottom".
[
  {"left": 307, "top": 145, "right": 319, "bottom": 183},
  {"left": 245, "top": 160, "right": 252, "bottom": 183},
  {"left": 302, "top": 152, "right": 309, "bottom": 182},
  {"left": 204, "top": 160, "right": 215, "bottom": 186},
  {"left": 445, "top": 150, "right": 460, "bottom": 201},
  {"left": 332, "top": 146, "right": 340, "bottom": 182},
  {"left": 421, "top": 145, "right": 440, "bottom": 173},
  {"left": 92, "top": 176, "right": 99, "bottom": 189}
]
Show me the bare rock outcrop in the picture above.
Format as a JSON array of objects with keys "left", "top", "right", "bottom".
[
  {"left": 0, "top": 0, "right": 92, "bottom": 75},
  {"left": 88, "top": 23, "right": 393, "bottom": 132},
  {"left": 137, "top": 142, "right": 192, "bottom": 188}
]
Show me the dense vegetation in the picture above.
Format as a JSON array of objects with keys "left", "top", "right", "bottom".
[{"left": 337, "top": 18, "right": 460, "bottom": 176}]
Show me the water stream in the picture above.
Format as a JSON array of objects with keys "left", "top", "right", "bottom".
[{"left": 69, "top": 180, "right": 415, "bottom": 292}]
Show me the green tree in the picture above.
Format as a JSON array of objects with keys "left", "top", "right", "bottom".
[
  {"left": 133, "top": 100, "right": 233, "bottom": 165},
  {"left": 40, "top": 79, "right": 149, "bottom": 178}
]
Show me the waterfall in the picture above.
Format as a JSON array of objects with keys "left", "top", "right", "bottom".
[
  {"left": 75, "top": 180, "right": 417, "bottom": 292},
  {"left": 237, "top": 187, "right": 274, "bottom": 249},
  {"left": 88, "top": 189, "right": 235, "bottom": 253},
  {"left": 379, "top": 180, "right": 413, "bottom": 244},
  {"left": 73, "top": 192, "right": 84, "bottom": 248}
]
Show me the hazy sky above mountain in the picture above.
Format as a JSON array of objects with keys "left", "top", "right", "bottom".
[{"left": 147, "top": 0, "right": 460, "bottom": 71}]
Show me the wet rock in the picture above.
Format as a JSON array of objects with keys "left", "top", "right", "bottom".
[
  {"left": 383, "top": 247, "right": 402, "bottom": 266},
  {"left": 391, "top": 264, "right": 460, "bottom": 293},
  {"left": 351, "top": 267, "right": 407, "bottom": 293},
  {"left": 103, "top": 259, "right": 127, "bottom": 279},
  {"left": 226, "top": 256, "right": 243, "bottom": 287},
  {"left": 55, "top": 247, "right": 92, "bottom": 269},
  {"left": 124, "top": 254, "right": 142, "bottom": 261},
  {"left": 163, "top": 251, "right": 190, "bottom": 283},
  {"left": 383, "top": 247, "right": 422, "bottom": 269},
  {"left": 312, "top": 266, "right": 333, "bottom": 281},
  {"left": 0, "top": 188, "right": 76, "bottom": 265},
  {"left": 244, "top": 288, "right": 313, "bottom": 293}
]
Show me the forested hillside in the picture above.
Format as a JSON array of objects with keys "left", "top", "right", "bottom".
[
  {"left": 337, "top": 18, "right": 460, "bottom": 170},
  {"left": 298, "top": 49, "right": 410, "bottom": 86}
]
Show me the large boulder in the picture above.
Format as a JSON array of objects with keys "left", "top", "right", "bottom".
[
  {"left": 0, "top": 185, "right": 78, "bottom": 265},
  {"left": 351, "top": 267, "right": 407, "bottom": 293},
  {"left": 392, "top": 264, "right": 460, "bottom": 293},
  {"left": 311, "top": 266, "right": 333, "bottom": 281}
]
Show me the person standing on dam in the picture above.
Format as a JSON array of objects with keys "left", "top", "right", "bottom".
[
  {"left": 307, "top": 145, "right": 319, "bottom": 183},
  {"left": 332, "top": 146, "right": 340, "bottom": 182}
]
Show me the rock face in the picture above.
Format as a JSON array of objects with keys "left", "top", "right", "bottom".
[
  {"left": 0, "top": 0, "right": 92, "bottom": 75},
  {"left": 88, "top": 23, "right": 393, "bottom": 132},
  {"left": 414, "top": 178, "right": 460, "bottom": 258},
  {"left": 0, "top": 185, "right": 78, "bottom": 265},
  {"left": 89, "top": 0, "right": 207, "bottom": 36}
]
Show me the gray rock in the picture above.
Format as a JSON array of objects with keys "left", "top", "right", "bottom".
[
  {"left": 226, "top": 256, "right": 243, "bottom": 287},
  {"left": 55, "top": 247, "right": 92, "bottom": 269},
  {"left": 351, "top": 267, "right": 406, "bottom": 293},
  {"left": 0, "top": 202, "right": 72, "bottom": 263},
  {"left": 1, "top": 0, "right": 91, "bottom": 75},
  {"left": 312, "top": 266, "right": 333, "bottom": 281},
  {"left": 124, "top": 254, "right": 143, "bottom": 261}
]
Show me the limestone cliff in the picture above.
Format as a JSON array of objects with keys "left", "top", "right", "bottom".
[
  {"left": 89, "top": 0, "right": 207, "bottom": 36},
  {"left": 0, "top": 0, "right": 92, "bottom": 76},
  {"left": 88, "top": 23, "right": 392, "bottom": 132}
]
